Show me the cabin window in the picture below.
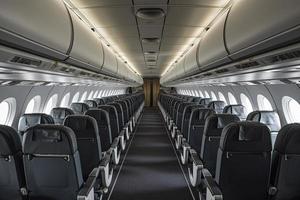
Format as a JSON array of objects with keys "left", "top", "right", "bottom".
[
  {"left": 93, "top": 91, "right": 99, "bottom": 98},
  {"left": 80, "top": 92, "right": 87, "bottom": 102},
  {"left": 44, "top": 94, "right": 58, "bottom": 114},
  {"left": 257, "top": 94, "right": 273, "bottom": 111},
  {"left": 204, "top": 91, "right": 210, "bottom": 98},
  {"left": 88, "top": 91, "right": 94, "bottom": 100},
  {"left": 218, "top": 92, "right": 227, "bottom": 104},
  {"left": 60, "top": 93, "right": 70, "bottom": 107},
  {"left": 195, "top": 90, "right": 199, "bottom": 97},
  {"left": 99, "top": 90, "right": 103, "bottom": 97},
  {"left": 25, "top": 95, "right": 41, "bottom": 113},
  {"left": 240, "top": 93, "right": 253, "bottom": 115},
  {"left": 0, "top": 97, "right": 16, "bottom": 126},
  {"left": 282, "top": 96, "right": 300, "bottom": 123},
  {"left": 199, "top": 91, "right": 204, "bottom": 97},
  {"left": 211, "top": 91, "right": 217, "bottom": 100},
  {"left": 191, "top": 90, "right": 195, "bottom": 96},
  {"left": 72, "top": 92, "right": 80, "bottom": 103},
  {"left": 228, "top": 92, "right": 237, "bottom": 104}
]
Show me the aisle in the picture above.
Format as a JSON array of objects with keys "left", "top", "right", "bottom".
[{"left": 105, "top": 107, "right": 195, "bottom": 200}]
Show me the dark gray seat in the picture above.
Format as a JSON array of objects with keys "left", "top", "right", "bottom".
[
  {"left": 84, "top": 100, "right": 98, "bottom": 108},
  {"left": 94, "top": 98, "right": 105, "bottom": 106},
  {"left": 247, "top": 111, "right": 281, "bottom": 145},
  {"left": 23, "top": 124, "right": 98, "bottom": 200},
  {"left": 223, "top": 104, "right": 247, "bottom": 120},
  {"left": 199, "top": 98, "right": 212, "bottom": 107},
  {"left": 207, "top": 101, "right": 226, "bottom": 114},
  {"left": 64, "top": 115, "right": 113, "bottom": 187},
  {"left": 70, "top": 102, "right": 89, "bottom": 115},
  {"left": 50, "top": 107, "right": 74, "bottom": 124},
  {"left": 0, "top": 125, "right": 26, "bottom": 200},
  {"left": 269, "top": 123, "right": 300, "bottom": 200},
  {"left": 18, "top": 113, "right": 54, "bottom": 136}
]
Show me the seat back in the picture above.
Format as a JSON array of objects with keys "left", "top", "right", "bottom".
[
  {"left": 108, "top": 102, "right": 124, "bottom": 129},
  {"left": 85, "top": 109, "right": 112, "bottom": 152},
  {"left": 0, "top": 125, "right": 25, "bottom": 200},
  {"left": 181, "top": 104, "right": 204, "bottom": 138},
  {"left": 192, "top": 97, "right": 201, "bottom": 103},
  {"left": 64, "top": 115, "right": 102, "bottom": 180},
  {"left": 216, "top": 122, "right": 272, "bottom": 200},
  {"left": 207, "top": 101, "right": 226, "bottom": 114},
  {"left": 84, "top": 100, "right": 98, "bottom": 108},
  {"left": 98, "top": 105, "right": 120, "bottom": 139},
  {"left": 23, "top": 125, "right": 83, "bottom": 200},
  {"left": 270, "top": 123, "right": 300, "bottom": 200},
  {"left": 188, "top": 108, "right": 215, "bottom": 153},
  {"left": 176, "top": 102, "right": 194, "bottom": 130},
  {"left": 247, "top": 111, "right": 281, "bottom": 145},
  {"left": 70, "top": 102, "right": 89, "bottom": 115},
  {"left": 94, "top": 98, "right": 105, "bottom": 106},
  {"left": 50, "top": 107, "right": 74, "bottom": 125},
  {"left": 18, "top": 113, "right": 54, "bottom": 136},
  {"left": 116, "top": 100, "right": 129, "bottom": 123},
  {"left": 201, "top": 114, "right": 240, "bottom": 176},
  {"left": 223, "top": 104, "right": 247, "bottom": 120},
  {"left": 199, "top": 98, "right": 212, "bottom": 106}
]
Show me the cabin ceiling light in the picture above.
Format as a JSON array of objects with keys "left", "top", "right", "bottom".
[
  {"left": 136, "top": 8, "right": 165, "bottom": 20},
  {"left": 147, "top": 59, "right": 157, "bottom": 62},
  {"left": 144, "top": 51, "right": 157, "bottom": 55},
  {"left": 142, "top": 37, "right": 160, "bottom": 43}
]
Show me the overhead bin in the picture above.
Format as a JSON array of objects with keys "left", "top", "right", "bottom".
[
  {"left": 102, "top": 45, "right": 118, "bottom": 74},
  {"left": 0, "top": 0, "right": 72, "bottom": 60},
  {"left": 197, "top": 10, "right": 230, "bottom": 69},
  {"left": 174, "top": 58, "right": 185, "bottom": 79},
  {"left": 225, "top": 0, "right": 300, "bottom": 60},
  {"left": 66, "top": 11, "right": 104, "bottom": 72},
  {"left": 184, "top": 42, "right": 199, "bottom": 74},
  {"left": 117, "top": 59, "right": 128, "bottom": 79}
]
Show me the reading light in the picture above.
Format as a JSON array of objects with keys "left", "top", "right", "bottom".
[{"left": 136, "top": 8, "right": 165, "bottom": 20}]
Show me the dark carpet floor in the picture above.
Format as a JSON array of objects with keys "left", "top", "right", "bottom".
[{"left": 105, "top": 107, "right": 195, "bottom": 200}]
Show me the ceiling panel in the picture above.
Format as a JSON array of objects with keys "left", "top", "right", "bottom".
[
  {"left": 163, "top": 26, "right": 205, "bottom": 37},
  {"left": 71, "top": 0, "right": 132, "bottom": 7},
  {"left": 96, "top": 26, "right": 139, "bottom": 38},
  {"left": 169, "top": 0, "right": 230, "bottom": 7}
]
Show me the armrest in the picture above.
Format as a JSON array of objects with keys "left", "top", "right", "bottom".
[
  {"left": 180, "top": 140, "right": 190, "bottom": 165},
  {"left": 77, "top": 168, "right": 99, "bottom": 200},
  {"left": 110, "top": 137, "right": 121, "bottom": 165},
  {"left": 188, "top": 149, "right": 204, "bottom": 187},
  {"left": 123, "top": 125, "right": 130, "bottom": 140},
  {"left": 202, "top": 169, "right": 223, "bottom": 200},
  {"left": 99, "top": 153, "right": 113, "bottom": 188},
  {"left": 171, "top": 126, "right": 177, "bottom": 138},
  {"left": 175, "top": 131, "right": 183, "bottom": 150},
  {"left": 118, "top": 130, "right": 126, "bottom": 151}
]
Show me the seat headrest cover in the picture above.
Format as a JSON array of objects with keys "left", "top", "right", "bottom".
[
  {"left": 220, "top": 121, "right": 272, "bottom": 152},
  {"left": 84, "top": 100, "right": 98, "bottom": 108},
  {"left": 191, "top": 108, "right": 215, "bottom": 123},
  {"left": 247, "top": 111, "right": 281, "bottom": 132},
  {"left": 23, "top": 124, "right": 77, "bottom": 155},
  {"left": 18, "top": 113, "right": 55, "bottom": 133},
  {"left": 204, "top": 114, "right": 240, "bottom": 136},
  {"left": 64, "top": 115, "right": 98, "bottom": 132},
  {"left": 208, "top": 101, "right": 226, "bottom": 110},
  {"left": 274, "top": 123, "right": 300, "bottom": 154},
  {"left": 51, "top": 107, "right": 74, "bottom": 120},
  {"left": 0, "top": 125, "right": 22, "bottom": 155},
  {"left": 223, "top": 104, "right": 247, "bottom": 119},
  {"left": 71, "top": 103, "right": 89, "bottom": 114},
  {"left": 200, "top": 98, "right": 212, "bottom": 105}
]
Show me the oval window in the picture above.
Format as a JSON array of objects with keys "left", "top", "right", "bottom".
[
  {"left": 240, "top": 93, "right": 253, "bottom": 115},
  {"left": 44, "top": 94, "right": 58, "bottom": 114},
  {"left": 204, "top": 91, "right": 210, "bottom": 98},
  {"left": 199, "top": 91, "right": 204, "bottom": 98},
  {"left": 88, "top": 91, "right": 94, "bottom": 100},
  {"left": 80, "top": 92, "right": 87, "bottom": 102},
  {"left": 257, "top": 94, "right": 273, "bottom": 111},
  {"left": 60, "top": 93, "right": 70, "bottom": 107},
  {"left": 211, "top": 91, "right": 217, "bottom": 101},
  {"left": 0, "top": 97, "right": 16, "bottom": 125},
  {"left": 25, "top": 95, "right": 41, "bottom": 114},
  {"left": 72, "top": 92, "right": 80, "bottom": 103},
  {"left": 228, "top": 92, "right": 237, "bottom": 104},
  {"left": 93, "top": 91, "right": 99, "bottom": 98},
  {"left": 282, "top": 96, "right": 300, "bottom": 123},
  {"left": 218, "top": 92, "right": 227, "bottom": 104}
]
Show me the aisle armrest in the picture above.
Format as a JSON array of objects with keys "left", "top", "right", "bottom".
[
  {"left": 110, "top": 137, "right": 121, "bottom": 165},
  {"left": 202, "top": 169, "right": 223, "bottom": 200},
  {"left": 175, "top": 131, "right": 183, "bottom": 149},
  {"left": 188, "top": 149, "right": 203, "bottom": 187},
  {"left": 180, "top": 140, "right": 190, "bottom": 164},
  {"left": 119, "top": 130, "right": 126, "bottom": 150},
  {"left": 77, "top": 168, "right": 99, "bottom": 200},
  {"left": 171, "top": 125, "right": 177, "bottom": 138},
  {"left": 99, "top": 153, "right": 113, "bottom": 188}
]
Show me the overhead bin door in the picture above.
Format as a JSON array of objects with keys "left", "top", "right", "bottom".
[
  {"left": 102, "top": 44, "right": 118, "bottom": 74},
  {"left": 184, "top": 43, "right": 199, "bottom": 75},
  {"left": 225, "top": 0, "right": 300, "bottom": 60},
  {"left": 0, "top": 0, "right": 72, "bottom": 60},
  {"left": 66, "top": 11, "right": 104, "bottom": 72},
  {"left": 197, "top": 10, "right": 230, "bottom": 69}
]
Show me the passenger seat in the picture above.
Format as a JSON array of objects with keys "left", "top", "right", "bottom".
[
  {"left": 207, "top": 101, "right": 226, "bottom": 114},
  {"left": 70, "top": 102, "right": 89, "bottom": 115},
  {"left": 18, "top": 113, "right": 54, "bottom": 136},
  {"left": 84, "top": 100, "right": 98, "bottom": 108},
  {"left": 223, "top": 104, "right": 247, "bottom": 120},
  {"left": 50, "top": 107, "right": 74, "bottom": 124}
]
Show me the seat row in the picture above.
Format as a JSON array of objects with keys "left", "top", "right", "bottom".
[
  {"left": 0, "top": 93, "right": 144, "bottom": 200},
  {"left": 158, "top": 93, "right": 300, "bottom": 200}
]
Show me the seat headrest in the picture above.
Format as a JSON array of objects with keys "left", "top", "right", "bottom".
[
  {"left": 70, "top": 103, "right": 89, "bottom": 114},
  {"left": 200, "top": 98, "right": 212, "bottom": 105},
  {"left": 85, "top": 109, "right": 110, "bottom": 125},
  {"left": 0, "top": 125, "right": 22, "bottom": 155},
  {"left": 18, "top": 113, "right": 55, "bottom": 134},
  {"left": 50, "top": 107, "right": 74, "bottom": 120},
  {"left": 84, "top": 100, "right": 98, "bottom": 108},
  {"left": 208, "top": 101, "right": 226, "bottom": 110},
  {"left": 274, "top": 123, "right": 300, "bottom": 154},
  {"left": 23, "top": 124, "right": 77, "bottom": 155},
  {"left": 247, "top": 111, "right": 281, "bottom": 132},
  {"left": 98, "top": 105, "right": 117, "bottom": 114},
  {"left": 223, "top": 104, "right": 247, "bottom": 119},
  {"left": 191, "top": 108, "right": 215, "bottom": 123},
  {"left": 204, "top": 114, "right": 240, "bottom": 136},
  {"left": 220, "top": 121, "right": 272, "bottom": 152},
  {"left": 192, "top": 97, "right": 201, "bottom": 103}
]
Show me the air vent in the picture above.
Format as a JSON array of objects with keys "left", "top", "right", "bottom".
[
  {"left": 235, "top": 61, "right": 259, "bottom": 69},
  {"left": 215, "top": 68, "right": 229, "bottom": 74},
  {"left": 10, "top": 56, "right": 42, "bottom": 67},
  {"left": 264, "top": 50, "right": 300, "bottom": 64},
  {"left": 142, "top": 38, "right": 160, "bottom": 43},
  {"left": 136, "top": 8, "right": 165, "bottom": 20}
]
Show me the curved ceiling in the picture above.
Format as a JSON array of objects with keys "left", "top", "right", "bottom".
[{"left": 65, "top": 0, "right": 231, "bottom": 77}]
